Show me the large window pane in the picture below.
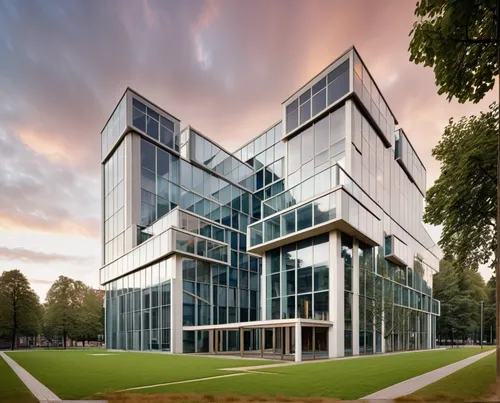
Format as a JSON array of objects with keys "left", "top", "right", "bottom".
[
  {"left": 313, "top": 194, "right": 334, "bottom": 225},
  {"left": 328, "top": 71, "right": 349, "bottom": 105},
  {"left": 301, "top": 127, "right": 314, "bottom": 163},
  {"left": 281, "top": 210, "right": 296, "bottom": 236},
  {"left": 288, "top": 135, "right": 301, "bottom": 174},
  {"left": 267, "top": 248, "right": 280, "bottom": 273},
  {"left": 300, "top": 100, "right": 311, "bottom": 124},
  {"left": 314, "top": 291, "right": 329, "bottom": 320},
  {"left": 312, "top": 88, "right": 326, "bottom": 116},
  {"left": 297, "top": 267, "right": 312, "bottom": 294},
  {"left": 314, "top": 265, "right": 329, "bottom": 291},
  {"left": 282, "top": 244, "right": 296, "bottom": 271},
  {"left": 297, "top": 294, "right": 312, "bottom": 319},
  {"left": 297, "top": 204, "right": 312, "bottom": 231},
  {"left": 141, "top": 139, "right": 156, "bottom": 171},
  {"left": 282, "top": 269, "right": 295, "bottom": 296},
  {"left": 133, "top": 107, "right": 146, "bottom": 132}
]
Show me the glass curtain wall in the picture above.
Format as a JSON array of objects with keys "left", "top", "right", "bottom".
[
  {"left": 181, "top": 255, "right": 259, "bottom": 353},
  {"left": 265, "top": 235, "right": 329, "bottom": 321},
  {"left": 353, "top": 237, "right": 436, "bottom": 355},
  {"left": 287, "top": 106, "right": 346, "bottom": 191},
  {"left": 106, "top": 257, "right": 172, "bottom": 351},
  {"left": 104, "top": 142, "right": 125, "bottom": 264}
]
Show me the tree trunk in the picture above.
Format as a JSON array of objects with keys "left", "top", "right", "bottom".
[
  {"left": 10, "top": 312, "right": 17, "bottom": 351},
  {"left": 63, "top": 331, "right": 67, "bottom": 350},
  {"left": 496, "top": 0, "right": 500, "bottom": 382}
]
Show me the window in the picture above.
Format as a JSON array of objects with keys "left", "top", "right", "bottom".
[
  {"left": 141, "top": 139, "right": 156, "bottom": 171},
  {"left": 288, "top": 135, "right": 301, "bottom": 174},
  {"left": 281, "top": 210, "right": 296, "bottom": 236},
  {"left": 286, "top": 100, "right": 299, "bottom": 133},
  {"left": 296, "top": 204, "right": 312, "bottom": 231}
]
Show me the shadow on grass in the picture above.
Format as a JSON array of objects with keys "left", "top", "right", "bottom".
[{"left": 101, "top": 393, "right": 341, "bottom": 403}]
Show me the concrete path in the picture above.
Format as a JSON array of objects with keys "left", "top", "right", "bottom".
[
  {"left": 0, "top": 351, "right": 61, "bottom": 401},
  {"left": 360, "top": 348, "right": 495, "bottom": 400}
]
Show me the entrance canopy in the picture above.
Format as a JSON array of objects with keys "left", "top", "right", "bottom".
[{"left": 183, "top": 318, "right": 333, "bottom": 362}]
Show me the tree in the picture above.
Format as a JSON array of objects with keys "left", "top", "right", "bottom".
[
  {"left": 365, "top": 266, "right": 411, "bottom": 352},
  {"left": 44, "top": 276, "right": 87, "bottom": 349},
  {"left": 424, "top": 104, "right": 498, "bottom": 270},
  {"left": 370, "top": 286, "right": 411, "bottom": 352},
  {"left": 72, "top": 289, "right": 104, "bottom": 346},
  {"left": 433, "top": 261, "right": 489, "bottom": 344},
  {"left": 409, "top": 0, "right": 498, "bottom": 104},
  {"left": 0, "top": 270, "right": 42, "bottom": 350},
  {"left": 409, "top": 0, "right": 500, "bottom": 375}
]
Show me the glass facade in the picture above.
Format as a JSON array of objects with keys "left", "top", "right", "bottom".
[
  {"left": 104, "top": 142, "right": 125, "bottom": 264},
  {"left": 101, "top": 48, "right": 440, "bottom": 357},
  {"left": 101, "top": 93, "right": 126, "bottom": 158},
  {"left": 266, "top": 235, "right": 329, "bottom": 321},
  {"left": 105, "top": 257, "right": 172, "bottom": 351},
  {"left": 286, "top": 59, "right": 350, "bottom": 134}
]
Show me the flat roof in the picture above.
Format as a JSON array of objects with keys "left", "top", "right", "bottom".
[{"left": 183, "top": 318, "right": 334, "bottom": 331}]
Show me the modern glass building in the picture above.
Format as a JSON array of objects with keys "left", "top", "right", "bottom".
[{"left": 100, "top": 47, "right": 441, "bottom": 361}]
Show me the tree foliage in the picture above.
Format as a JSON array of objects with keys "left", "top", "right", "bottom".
[
  {"left": 434, "top": 261, "right": 491, "bottom": 342},
  {"left": 424, "top": 103, "right": 498, "bottom": 270},
  {"left": 409, "top": 0, "right": 498, "bottom": 103},
  {"left": 44, "top": 277, "right": 104, "bottom": 347},
  {"left": 44, "top": 276, "right": 88, "bottom": 348},
  {"left": 0, "top": 270, "right": 42, "bottom": 350},
  {"left": 72, "top": 289, "right": 104, "bottom": 345}
]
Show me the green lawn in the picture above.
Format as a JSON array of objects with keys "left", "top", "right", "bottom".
[
  {"left": 6, "top": 350, "right": 274, "bottom": 400},
  {"left": 406, "top": 351, "right": 496, "bottom": 401},
  {"left": 139, "top": 348, "right": 487, "bottom": 400},
  {"left": 0, "top": 355, "right": 37, "bottom": 403},
  {"left": 5, "top": 347, "right": 488, "bottom": 401}
]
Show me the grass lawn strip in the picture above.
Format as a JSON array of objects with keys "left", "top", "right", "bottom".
[
  {"left": 6, "top": 349, "right": 274, "bottom": 400},
  {"left": 404, "top": 350, "right": 496, "bottom": 401},
  {"left": 135, "top": 348, "right": 488, "bottom": 400},
  {"left": 6, "top": 347, "right": 488, "bottom": 401},
  {"left": 0, "top": 353, "right": 37, "bottom": 403}
]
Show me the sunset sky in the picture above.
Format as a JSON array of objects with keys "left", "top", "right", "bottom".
[{"left": 0, "top": 0, "right": 497, "bottom": 300}]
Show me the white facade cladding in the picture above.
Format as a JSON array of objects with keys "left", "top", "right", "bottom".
[{"left": 100, "top": 47, "right": 440, "bottom": 359}]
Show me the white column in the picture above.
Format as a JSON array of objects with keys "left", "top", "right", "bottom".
[
  {"left": 295, "top": 322, "right": 302, "bottom": 362},
  {"left": 329, "top": 230, "right": 344, "bottom": 358},
  {"left": 261, "top": 252, "right": 267, "bottom": 320},
  {"left": 352, "top": 239, "right": 360, "bottom": 356},
  {"left": 170, "top": 255, "right": 183, "bottom": 353},
  {"left": 427, "top": 314, "right": 432, "bottom": 349},
  {"left": 208, "top": 331, "right": 214, "bottom": 353}
]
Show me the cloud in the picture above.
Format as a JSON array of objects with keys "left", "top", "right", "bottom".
[
  {"left": 0, "top": 0, "right": 496, "bottom": 281},
  {"left": 0, "top": 246, "right": 90, "bottom": 264},
  {"left": 0, "top": 129, "right": 100, "bottom": 238}
]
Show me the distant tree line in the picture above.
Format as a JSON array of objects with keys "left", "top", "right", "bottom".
[
  {"left": 434, "top": 261, "right": 496, "bottom": 345},
  {"left": 0, "top": 270, "right": 104, "bottom": 350}
]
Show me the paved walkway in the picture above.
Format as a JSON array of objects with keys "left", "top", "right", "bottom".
[
  {"left": 0, "top": 351, "right": 61, "bottom": 401},
  {"left": 360, "top": 348, "right": 495, "bottom": 400}
]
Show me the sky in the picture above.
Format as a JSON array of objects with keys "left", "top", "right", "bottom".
[{"left": 0, "top": 0, "right": 497, "bottom": 300}]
